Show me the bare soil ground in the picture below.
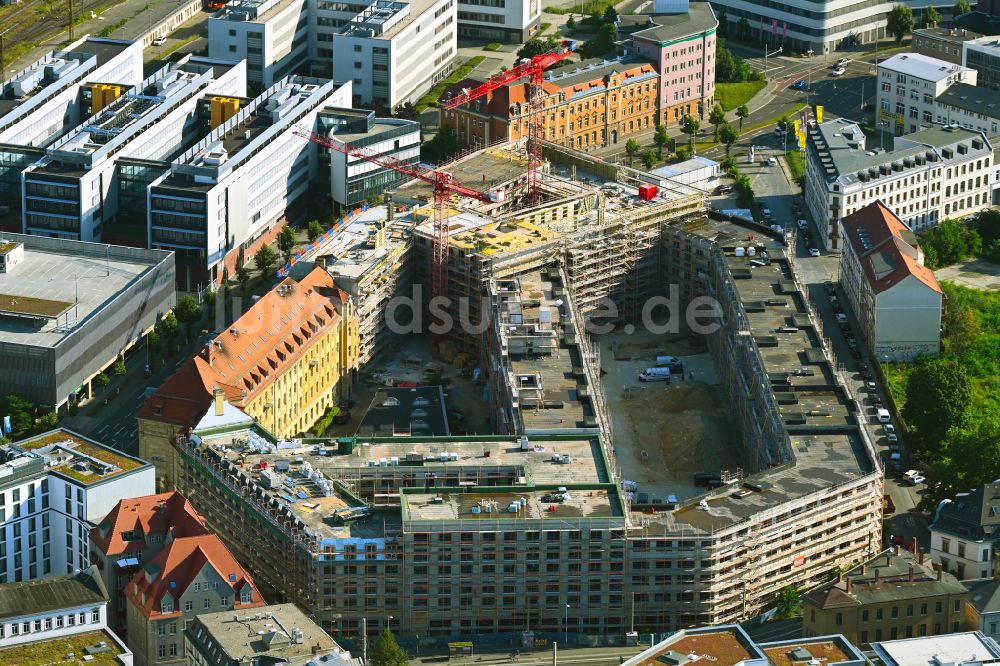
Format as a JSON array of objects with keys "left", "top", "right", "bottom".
[{"left": 600, "top": 328, "right": 743, "bottom": 501}]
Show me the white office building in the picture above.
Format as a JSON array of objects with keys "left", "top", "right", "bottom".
[
  {"left": 877, "top": 52, "right": 977, "bottom": 136},
  {"left": 334, "top": 0, "right": 456, "bottom": 109},
  {"left": 20, "top": 57, "right": 246, "bottom": 242},
  {"left": 207, "top": 0, "right": 311, "bottom": 87},
  {"left": 709, "top": 0, "right": 892, "bottom": 57},
  {"left": 457, "top": 0, "right": 540, "bottom": 43},
  {"left": 148, "top": 77, "right": 351, "bottom": 287},
  {"left": 838, "top": 201, "right": 942, "bottom": 362},
  {"left": 805, "top": 118, "right": 993, "bottom": 250},
  {"left": 0, "top": 430, "right": 154, "bottom": 584},
  {"left": 0, "top": 36, "right": 143, "bottom": 212},
  {"left": 209, "top": 0, "right": 458, "bottom": 109}
]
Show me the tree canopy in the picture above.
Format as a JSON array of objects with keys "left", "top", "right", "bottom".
[
  {"left": 954, "top": 0, "right": 972, "bottom": 16},
  {"left": 254, "top": 244, "right": 279, "bottom": 275},
  {"left": 719, "top": 122, "right": 739, "bottom": 157},
  {"left": 902, "top": 357, "right": 971, "bottom": 455},
  {"left": 887, "top": 4, "right": 914, "bottom": 44},
  {"left": 277, "top": 226, "right": 296, "bottom": 264},
  {"left": 923, "top": 6, "right": 941, "bottom": 26},
  {"left": 174, "top": 295, "right": 202, "bottom": 329},
  {"left": 370, "top": 630, "right": 408, "bottom": 666},
  {"left": 680, "top": 115, "right": 700, "bottom": 150}
]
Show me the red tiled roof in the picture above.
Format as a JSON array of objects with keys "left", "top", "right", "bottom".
[
  {"left": 842, "top": 201, "right": 942, "bottom": 295},
  {"left": 89, "top": 492, "right": 208, "bottom": 557},
  {"left": 125, "top": 533, "right": 264, "bottom": 619},
  {"left": 138, "top": 266, "right": 349, "bottom": 428}
]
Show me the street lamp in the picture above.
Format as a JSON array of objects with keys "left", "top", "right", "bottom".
[{"left": 564, "top": 604, "right": 570, "bottom": 645}]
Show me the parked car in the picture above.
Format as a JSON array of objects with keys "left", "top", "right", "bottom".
[
  {"left": 714, "top": 185, "right": 734, "bottom": 195},
  {"left": 767, "top": 156, "right": 778, "bottom": 166},
  {"left": 911, "top": 474, "right": 926, "bottom": 485},
  {"left": 887, "top": 433, "right": 898, "bottom": 444},
  {"left": 857, "top": 361, "right": 868, "bottom": 372},
  {"left": 761, "top": 207, "right": 772, "bottom": 218},
  {"left": 798, "top": 219, "right": 809, "bottom": 229},
  {"left": 809, "top": 248, "right": 821, "bottom": 257},
  {"left": 832, "top": 66, "right": 846, "bottom": 76},
  {"left": 152, "top": 36, "right": 166, "bottom": 46},
  {"left": 867, "top": 381, "right": 878, "bottom": 392},
  {"left": 884, "top": 423, "right": 895, "bottom": 435}
]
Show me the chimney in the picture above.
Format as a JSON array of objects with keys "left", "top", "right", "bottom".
[
  {"left": 912, "top": 537, "right": 918, "bottom": 553},
  {"left": 937, "top": 566, "right": 943, "bottom": 581},
  {"left": 837, "top": 570, "right": 843, "bottom": 582},
  {"left": 846, "top": 577, "right": 853, "bottom": 592},
  {"left": 874, "top": 568, "right": 880, "bottom": 582},
  {"left": 214, "top": 387, "right": 225, "bottom": 417},
  {"left": 203, "top": 343, "right": 213, "bottom": 366},
  {"left": 908, "top": 565, "right": 914, "bottom": 582},
  {"left": 862, "top": 564, "right": 868, "bottom": 575},
  {"left": 919, "top": 551, "right": 925, "bottom": 565},
  {"left": 312, "top": 644, "right": 323, "bottom": 655},
  {"left": 895, "top": 545, "right": 902, "bottom": 556}
]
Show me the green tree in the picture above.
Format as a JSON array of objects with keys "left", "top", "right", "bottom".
[
  {"left": 918, "top": 219, "right": 982, "bottom": 268},
  {"left": 38, "top": 411, "right": 58, "bottom": 432},
  {"left": 277, "top": 226, "right": 296, "bottom": 265},
  {"left": 923, "top": 6, "right": 941, "bottom": 26},
  {"left": 887, "top": 4, "right": 914, "bottom": 44},
  {"left": 146, "top": 331, "right": 161, "bottom": 354},
  {"left": 307, "top": 220, "right": 324, "bottom": 242},
  {"left": 942, "top": 303, "right": 981, "bottom": 356},
  {"left": 112, "top": 357, "right": 127, "bottom": 377},
  {"left": 370, "top": 630, "right": 408, "bottom": 666},
  {"left": 517, "top": 35, "right": 560, "bottom": 60},
  {"left": 774, "top": 585, "right": 803, "bottom": 618},
  {"left": 625, "top": 138, "right": 640, "bottom": 166},
  {"left": 903, "top": 357, "right": 972, "bottom": 454},
  {"left": 709, "top": 104, "right": 726, "bottom": 141},
  {"left": 653, "top": 124, "right": 669, "bottom": 159},
  {"left": 717, "top": 9, "right": 728, "bottom": 35},
  {"left": 719, "top": 122, "right": 739, "bottom": 158},
  {"left": 236, "top": 265, "right": 252, "bottom": 296},
  {"left": 175, "top": 295, "right": 202, "bottom": 338},
  {"left": 94, "top": 373, "right": 111, "bottom": 391},
  {"left": 254, "top": 244, "right": 278, "bottom": 276},
  {"left": 566, "top": 15, "right": 576, "bottom": 30},
  {"left": 680, "top": 115, "right": 700, "bottom": 151},
  {"left": 2, "top": 395, "right": 35, "bottom": 435},
  {"left": 159, "top": 311, "right": 179, "bottom": 340},
  {"left": 954, "top": 0, "right": 972, "bottom": 16},
  {"left": 602, "top": 5, "right": 618, "bottom": 23},
  {"left": 580, "top": 23, "right": 617, "bottom": 58},
  {"left": 737, "top": 17, "right": 750, "bottom": 38},
  {"left": 422, "top": 125, "right": 458, "bottom": 164},
  {"left": 736, "top": 104, "right": 750, "bottom": 133},
  {"left": 641, "top": 150, "right": 655, "bottom": 169}
]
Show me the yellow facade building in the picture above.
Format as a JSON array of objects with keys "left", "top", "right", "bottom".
[{"left": 138, "top": 266, "right": 359, "bottom": 490}]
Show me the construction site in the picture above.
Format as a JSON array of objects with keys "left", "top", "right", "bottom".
[{"left": 152, "top": 122, "right": 887, "bottom": 645}]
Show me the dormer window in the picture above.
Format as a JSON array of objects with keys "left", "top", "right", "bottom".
[
  {"left": 240, "top": 587, "right": 252, "bottom": 604},
  {"left": 161, "top": 597, "right": 174, "bottom": 614}
]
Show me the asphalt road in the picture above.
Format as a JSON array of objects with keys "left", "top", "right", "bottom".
[{"left": 411, "top": 645, "right": 648, "bottom": 666}]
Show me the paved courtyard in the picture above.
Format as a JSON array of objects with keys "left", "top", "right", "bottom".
[{"left": 935, "top": 258, "right": 1000, "bottom": 291}]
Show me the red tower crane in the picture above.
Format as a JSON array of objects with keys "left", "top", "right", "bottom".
[
  {"left": 442, "top": 40, "right": 576, "bottom": 205},
  {"left": 292, "top": 127, "right": 500, "bottom": 302}
]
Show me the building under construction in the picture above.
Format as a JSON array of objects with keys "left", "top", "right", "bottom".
[{"left": 159, "top": 139, "right": 883, "bottom": 642}]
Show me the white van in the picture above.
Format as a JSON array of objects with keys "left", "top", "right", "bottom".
[
  {"left": 877, "top": 408, "right": 891, "bottom": 423},
  {"left": 639, "top": 367, "right": 671, "bottom": 382}
]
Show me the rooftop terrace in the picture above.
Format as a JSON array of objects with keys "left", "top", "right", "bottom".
[
  {"left": 8, "top": 429, "right": 148, "bottom": 486},
  {"left": 401, "top": 487, "right": 621, "bottom": 523},
  {"left": 0, "top": 629, "right": 128, "bottom": 666},
  {"left": 633, "top": 626, "right": 765, "bottom": 666}
]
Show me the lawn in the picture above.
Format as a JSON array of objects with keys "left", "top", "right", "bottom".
[
  {"left": 785, "top": 149, "right": 805, "bottom": 182},
  {"left": 716, "top": 80, "right": 765, "bottom": 112},
  {"left": 416, "top": 56, "right": 487, "bottom": 112},
  {"left": 0, "top": 292, "right": 73, "bottom": 317}
]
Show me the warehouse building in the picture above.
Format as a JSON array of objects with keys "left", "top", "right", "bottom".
[{"left": 0, "top": 233, "right": 174, "bottom": 409}]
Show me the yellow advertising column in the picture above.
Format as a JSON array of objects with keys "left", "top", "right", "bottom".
[{"left": 816, "top": 105, "right": 824, "bottom": 123}]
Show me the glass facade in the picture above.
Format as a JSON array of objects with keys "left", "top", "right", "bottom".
[{"left": 0, "top": 146, "right": 44, "bottom": 210}]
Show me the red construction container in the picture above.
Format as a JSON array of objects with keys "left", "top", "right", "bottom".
[{"left": 638, "top": 184, "right": 658, "bottom": 200}]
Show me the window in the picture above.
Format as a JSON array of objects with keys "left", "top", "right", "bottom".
[
  {"left": 184, "top": 601, "right": 193, "bottom": 612},
  {"left": 204, "top": 598, "right": 212, "bottom": 610},
  {"left": 91, "top": 609, "right": 100, "bottom": 623},
  {"left": 835, "top": 613, "right": 843, "bottom": 626}
]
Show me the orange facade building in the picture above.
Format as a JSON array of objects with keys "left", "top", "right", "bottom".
[{"left": 442, "top": 57, "right": 660, "bottom": 151}]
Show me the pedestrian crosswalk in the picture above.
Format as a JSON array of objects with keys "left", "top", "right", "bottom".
[{"left": 744, "top": 57, "right": 786, "bottom": 74}]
